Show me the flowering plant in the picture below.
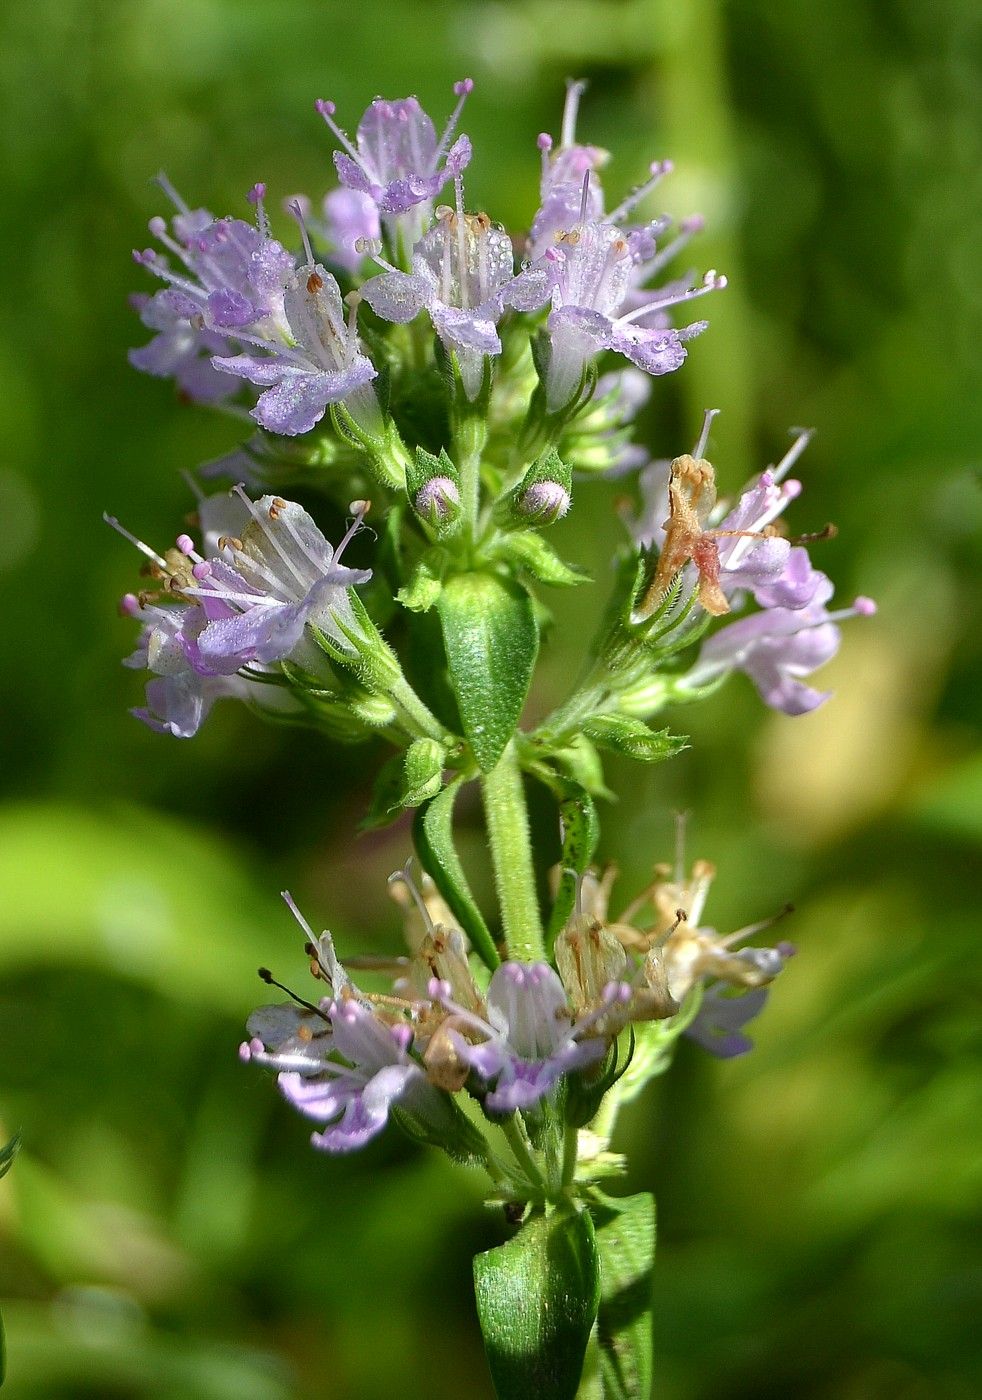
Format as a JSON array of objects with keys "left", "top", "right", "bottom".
[{"left": 112, "top": 76, "right": 873, "bottom": 1399}]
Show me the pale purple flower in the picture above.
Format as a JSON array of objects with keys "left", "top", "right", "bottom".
[
  {"left": 524, "top": 216, "right": 723, "bottom": 412},
  {"left": 683, "top": 594, "right": 877, "bottom": 715},
  {"left": 529, "top": 80, "right": 608, "bottom": 255},
  {"left": 131, "top": 177, "right": 294, "bottom": 342},
  {"left": 128, "top": 291, "right": 235, "bottom": 403},
  {"left": 315, "top": 82, "right": 473, "bottom": 226},
  {"left": 360, "top": 185, "right": 517, "bottom": 398},
  {"left": 431, "top": 962, "right": 622, "bottom": 1113},
  {"left": 122, "top": 604, "right": 252, "bottom": 738},
  {"left": 241, "top": 897, "right": 448, "bottom": 1155},
  {"left": 212, "top": 215, "right": 379, "bottom": 437},
  {"left": 180, "top": 492, "right": 373, "bottom": 673},
  {"left": 110, "top": 492, "right": 372, "bottom": 730},
  {"left": 685, "top": 986, "right": 770, "bottom": 1058}
]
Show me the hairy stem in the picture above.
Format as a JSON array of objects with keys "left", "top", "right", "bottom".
[{"left": 481, "top": 738, "right": 544, "bottom": 961}]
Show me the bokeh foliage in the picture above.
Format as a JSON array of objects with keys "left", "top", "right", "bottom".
[{"left": 0, "top": 0, "right": 979, "bottom": 1396}]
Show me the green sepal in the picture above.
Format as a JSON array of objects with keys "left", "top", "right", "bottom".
[
  {"left": 565, "top": 1029, "right": 634, "bottom": 1130},
  {"left": 330, "top": 401, "right": 409, "bottom": 490},
  {"left": 437, "top": 572, "right": 539, "bottom": 773},
  {"left": 389, "top": 1092, "right": 490, "bottom": 1168},
  {"left": 548, "top": 782, "right": 600, "bottom": 941},
  {"left": 397, "top": 558, "right": 444, "bottom": 613},
  {"left": 492, "top": 531, "right": 591, "bottom": 588},
  {"left": 310, "top": 597, "right": 401, "bottom": 694},
  {"left": 414, "top": 778, "right": 500, "bottom": 969},
  {"left": 401, "top": 737, "right": 447, "bottom": 808},
  {"left": 583, "top": 714, "right": 687, "bottom": 763},
  {"left": 474, "top": 1205, "right": 601, "bottom": 1400},
  {"left": 588, "top": 1191, "right": 656, "bottom": 1400}
]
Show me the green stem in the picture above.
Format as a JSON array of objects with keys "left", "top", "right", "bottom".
[
  {"left": 388, "top": 674, "right": 452, "bottom": 744},
  {"left": 481, "top": 739, "right": 544, "bottom": 961}
]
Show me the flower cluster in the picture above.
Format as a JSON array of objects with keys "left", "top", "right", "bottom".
[
  {"left": 109, "top": 489, "right": 372, "bottom": 737},
  {"left": 625, "top": 421, "right": 876, "bottom": 715},
  {"left": 242, "top": 852, "right": 791, "bottom": 1172},
  {"left": 129, "top": 78, "right": 718, "bottom": 434},
  {"left": 114, "top": 77, "right": 875, "bottom": 1212}
]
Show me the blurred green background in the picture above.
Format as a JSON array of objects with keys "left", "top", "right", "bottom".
[{"left": 1, "top": 0, "right": 979, "bottom": 1395}]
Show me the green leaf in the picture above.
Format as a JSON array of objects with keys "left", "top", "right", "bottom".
[
  {"left": 494, "top": 531, "right": 591, "bottom": 588},
  {"left": 0, "top": 1132, "right": 21, "bottom": 1180},
  {"left": 591, "top": 1192, "right": 656, "bottom": 1400},
  {"left": 437, "top": 572, "right": 539, "bottom": 772},
  {"left": 474, "top": 1206, "right": 601, "bottom": 1400},
  {"left": 583, "top": 714, "right": 687, "bottom": 763},
  {"left": 414, "top": 778, "right": 499, "bottom": 969}
]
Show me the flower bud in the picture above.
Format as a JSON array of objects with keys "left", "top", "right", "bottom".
[
  {"left": 517, "top": 479, "right": 571, "bottom": 524},
  {"left": 414, "top": 475, "right": 461, "bottom": 529},
  {"left": 505, "top": 445, "right": 573, "bottom": 528}
]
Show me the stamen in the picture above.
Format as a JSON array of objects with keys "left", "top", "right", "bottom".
[
  {"left": 103, "top": 513, "right": 170, "bottom": 571},
  {"left": 720, "top": 903, "right": 794, "bottom": 949},
  {"left": 640, "top": 212, "right": 705, "bottom": 278},
  {"left": 771, "top": 427, "right": 815, "bottom": 483},
  {"left": 287, "top": 198, "right": 316, "bottom": 268},
  {"left": 561, "top": 79, "right": 588, "bottom": 149},
  {"left": 674, "top": 810, "right": 690, "bottom": 884},
  {"left": 387, "top": 859, "right": 435, "bottom": 934},
  {"left": 231, "top": 484, "right": 310, "bottom": 590},
  {"left": 454, "top": 175, "right": 469, "bottom": 309},
  {"left": 607, "top": 159, "right": 674, "bottom": 225},
  {"left": 578, "top": 170, "right": 591, "bottom": 226},
  {"left": 247, "top": 182, "right": 271, "bottom": 240},
  {"left": 334, "top": 499, "right": 370, "bottom": 563},
  {"left": 314, "top": 98, "right": 363, "bottom": 165},
  {"left": 257, "top": 966, "right": 330, "bottom": 1021},
  {"left": 616, "top": 269, "right": 727, "bottom": 326},
  {"left": 152, "top": 171, "right": 190, "bottom": 215},
  {"left": 434, "top": 78, "right": 474, "bottom": 161},
  {"left": 692, "top": 409, "right": 721, "bottom": 460}
]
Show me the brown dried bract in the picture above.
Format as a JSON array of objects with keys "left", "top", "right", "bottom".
[{"left": 636, "top": 454, "right": 730, "bottom": 619}]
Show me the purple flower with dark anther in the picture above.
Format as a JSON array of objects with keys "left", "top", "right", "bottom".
[
  {"left": 526, "top": 214, "right": 723, "bottom": 412},
  {"left": 682, "top": 593, "right": 877, "bottom": 715},
  {"left": 212, "top": 211, "right": 379, "bottom": 436},
  {"left": 430, "top": 963, "right": 621, "bottom": 1113},
  {"left": 684, "top": 986, "right": 770, "bottom": 1058},
  {"left": 360, "top": 182, "right": 519, "bottom": 398},
  {"left": 241, "top": 897, "right": 449, "bottom": 1155},
  {"left": 315, "top": 81, "right": 473, "bottom": 234}
]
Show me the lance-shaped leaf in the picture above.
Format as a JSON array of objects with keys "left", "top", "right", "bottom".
[
  {"left": 437, "top": 572, "right": 539, "bottom": 772},
  {"left": 414, "top": 777, "right": 499, "bottom": 969},
  {"left": 591, "top": 1191, "right": 656, "bottom": 1400},
  {"left": 474, "top": 1206, "right": 601, "bottom": 1400}
]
